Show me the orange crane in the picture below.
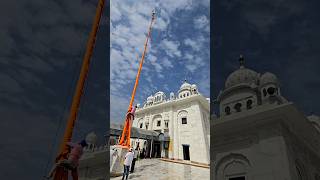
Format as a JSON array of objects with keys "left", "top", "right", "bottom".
[
  {"left": 118, "top": 10, "right": 156, "bottom": 148},
  {"left": 51, "top": 0, "right": 105, "bottom": 179}
]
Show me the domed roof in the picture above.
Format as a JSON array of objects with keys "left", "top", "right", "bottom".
[
  {"left": 180, "top": 80, "right": 191, "bottom": 90},
  {"left": 85, "top": 132, "right": 97, "bottom": 144},
  {"left": 147, "top": 95, "right": 153, "bottom": 101},
  {"left": 225, "top": 67, "right": 259, "bottom": 88},
  {"left": 191, "top": 84, "right": 197, "bottom": 89},
  {"left": 155, "top": 91, "right": 165, "bottom": 95},
  {"left": 260, "top": 72, "right": 278, "bottom": 85},
  {"left": 224, "top": 55, "right": 260, "bottom": 88}
]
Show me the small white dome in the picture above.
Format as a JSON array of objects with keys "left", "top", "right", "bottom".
[
  {"left": 154, "top": 91, "right": 165, "bottom": 96},
  {"left": 191, "top": 84, "right": 197, "bottom": 89},
  {"left": 85, "top": 132, "right": 97, "bottom": 145},
  {"left": 147, "top": 95, "right": 153, "bottom": 102},
  {"left": 180, "top": 81, "right": 192, "bottom": 90},
  {"left": 153, "top": 91, "right": 166, "bottom": 103},
  {"left": 170, "top": 92, "right": 174, "bottom": 100},
  {"left": 260, "top": 72, "right": 278, "bottom": 85},
  {"left": 225, "top": 67, "right": 259, "bottom": 88}
]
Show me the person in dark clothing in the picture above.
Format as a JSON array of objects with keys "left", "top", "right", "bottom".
[
  {"left": 130, "top": 148, "right": 138, "bottom": 173},
  {"left": 141, "top": 148, "right": 146, "bottom": 159}
]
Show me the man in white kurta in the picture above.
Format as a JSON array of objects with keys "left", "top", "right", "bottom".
[{"left": 122, "top": 148, "right": 134, "bottom": 180}]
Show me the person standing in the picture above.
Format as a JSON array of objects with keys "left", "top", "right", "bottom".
[
  {"left": 142, "top": 148, "right": 146, "bottom": 159},
  {"left": 137, "top": 147, "right": 141, "bottom": 160},
  {"left": 122, "top": 148, "right": 134, "bottom": 180},
  {"left": 130, "top": 148, "right": 138, "bottom": 173}
]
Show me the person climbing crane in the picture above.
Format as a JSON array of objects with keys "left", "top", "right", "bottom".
[{"left": 44, "top": 140, "right": 88, "bottom": 180}]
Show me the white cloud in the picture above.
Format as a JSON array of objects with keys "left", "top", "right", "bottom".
[
  {"left": 110, "top": 0, "right": 210, "bottom": 122},
  {"left": 194, "top": 15, "right": 209, "bottom": 32},
  {"left": 184, "top": 53, "right": 194, "bottom": 60},
  {"left": 162, "top": 58, "right": 174, "bottom": 68},
  {"left": 154, "top": 17, "right": 168, "bottom": 30},
  {"left": 158, "top": 0, "right": 193, "bottom": 13},
  {"left": 186, "top": 64, "right": 198, "bottom": 73},
  {"left": 184, "top": 38, "right": 201, "bottom": 51},
  {"left": 160, "top": 39, "right": 182, "bottom": 57},
  {"left": 110, "top": 94, "right": 130, "bottom": 122}
]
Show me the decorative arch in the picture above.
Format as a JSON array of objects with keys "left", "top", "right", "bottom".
[
  {"left": 225, "top": 106, "right": 231, "bottom": 115},
  {"left": 152, "top": 114, "right": 162, "bottom": 129},
  {"left": 136, "top": 118, "right": 143, "bottom": 127},
  {"left": 177, "top": 110, "right": 188, "bottom": 117},
  {"left": 246, "top": 99, "right": 253, "bottom": 109},
  {"left": 177, "top": 110, "right": 188, "bottom": 124},
  {"left": 215, "top": 153, "right": 251, "bottom": 180}
]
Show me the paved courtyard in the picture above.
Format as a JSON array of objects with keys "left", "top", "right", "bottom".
[{"left": 111, "top": 159, "right": 209, "bottom": 180}]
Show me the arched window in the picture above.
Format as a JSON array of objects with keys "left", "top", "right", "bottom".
[
  {"left": 267, "top": 87, "right": 276, "bottom": 95},
  {"left": 234, "top": 103, "right": 242, "bottom": 112},
  {"left": 181, "top": 117, "right": 187, "bottom": 124},
  {"left": 246, "top": 100, "right": 253, "bottom": 109},
  {"left": 225, "top": 106, "right": 231, "bottom": 115},
  {"left": 140, "top": 123, "right": 143, "bottom": 128},
  {"left": 178, "top": 110, "right": 188, "bottom": 126},
  {"left": 165, "top": 121, "right": 169, "bottom": 128},
  {"left": 263, "top": 89, "right": 267, "bottom": 97},
  {"left": 215, "top": 153, "right": 251, "bottom": 180}
]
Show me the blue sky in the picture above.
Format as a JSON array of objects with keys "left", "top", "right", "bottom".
[{"left": 110, "top": 0, "right": 210, "bottom": 123}]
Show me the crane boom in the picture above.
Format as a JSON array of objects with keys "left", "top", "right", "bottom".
[
  {"left": 118, "top": 10, "right": 156, "bottom": 148},
  {"left": 52, "top": 0, "right": 105, "bottom": 179}
]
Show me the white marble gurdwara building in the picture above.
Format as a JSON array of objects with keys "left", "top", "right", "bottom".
[
  {"left": 77, "top": 81, "right": 210, "bottom": 180},
  {"left": 131, "top": 81, "right": 210, "bottom": 165},
  {"left": 212, "top": 58, "right": 320, "bottom": 180}
]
